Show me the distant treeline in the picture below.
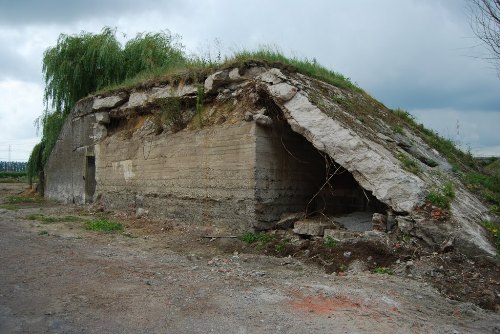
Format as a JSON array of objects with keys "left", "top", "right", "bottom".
[{"left": 0, "top": 161, "right": 27, "bottom": 172}]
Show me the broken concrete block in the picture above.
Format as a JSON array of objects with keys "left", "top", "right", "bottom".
[
  {"left": 95, "top": 112, "right": 110, "bottom": 124},
  {"left": 275, "top": 212, "right": 305, "bottom": 230},
  {"left": 93, "top": 93, "right": 127, "bottom": 111},
  {"left": 293, "top": 220, "right": 332, "bottom": 236},
  {"left": 267, "top": 82, "right": 298, "bottom": 102},
  {"left": 372, "top": 213, "right": 387, "bottom": 231},
  {"left": 243, "top": 112, "right": 253, "bottom": 121},
  {"left": 254, "top": 114, "right": 273, "bottom": 127},
  {"left": 323, "top": 229, "right": 361, "bottom": 240}
]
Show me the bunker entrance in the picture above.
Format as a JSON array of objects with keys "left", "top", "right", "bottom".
[
  {"left": 255, "top": 119, "right": 387, "bottom": 231},
  {"left": 85, "top": 156, "right": 96, "bottom": 203}
]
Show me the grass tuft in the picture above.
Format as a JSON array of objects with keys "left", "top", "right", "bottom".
[
  {"left": 481, "top": 220, "right": 500, "bottom": 252},
  {"left": 427, "top": 182, "right": 455, "bottom": 209},
  {"left": 84, "top": 219, "right": 123, "bottom": 232},
  {"left": 373, "top": 267, "right": 393, "bottom": 275},
  {"left": 324, "top": 236, "right": 338, "bottom": 248},
  {"left": 27, "top": 214, "right": 87, "bottom": 224},
  {"left": 398, "top": 153, "right": 422, "bottom": 175},
  {"left": 239, "top": 232, "right": 274, "bottom": 244}
]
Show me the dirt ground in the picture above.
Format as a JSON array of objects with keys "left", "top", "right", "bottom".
[{"left": 1, "top": 183, "right": 500, "bottom": 334}]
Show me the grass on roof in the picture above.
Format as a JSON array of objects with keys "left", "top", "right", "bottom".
[{"left": 97, "top": 47, "right": 361, "bottom": 95}]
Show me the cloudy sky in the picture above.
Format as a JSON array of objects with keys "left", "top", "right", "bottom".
[{"left": 0, "top": 0, "right": 499, "bottom": 162}]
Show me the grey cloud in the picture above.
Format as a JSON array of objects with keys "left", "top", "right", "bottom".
[
  {"left": 0, "top": 47, "right": 40, "bottom": 81},
  {"left": 0, "top": 0, "right": 188, "bottom": 26}
]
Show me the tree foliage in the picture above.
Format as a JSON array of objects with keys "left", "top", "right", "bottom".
[
  {"left": 42, "top": 27, "right": 186, "bottom": 114},
  {"left": 43, "top": 27, "right": 123, "bottom": 114},
  {"left": 28, "top": 27, "right": 186, "bottom": 182},
  {"left": 123, "top": 32, "right": 186, "bottom": 78}
]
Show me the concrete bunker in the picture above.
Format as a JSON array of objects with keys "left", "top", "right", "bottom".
[{"left": 42, "top": 63, "right": 496, "bottom": 256}]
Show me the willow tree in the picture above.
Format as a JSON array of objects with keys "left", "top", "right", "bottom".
[
  {"left": 28, "top": 27, "right": 187, "bottom": 184},
  {"left": 42, "top": 27, "right": 123, "bottom": 114},
  {"left": 123, "top": 31, "right": 186, "bottom": 78}
]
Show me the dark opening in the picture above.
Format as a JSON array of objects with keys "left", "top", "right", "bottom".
[
  {"left": 255, "top": 117, "right": 387, "bottom": 231},
  {"left": 85, "top": 156, "right": 96, "bottom": 203}
]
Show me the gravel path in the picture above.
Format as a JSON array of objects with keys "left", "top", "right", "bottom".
[{"left": 1, "top": 183, "right": 499, "bottom": 333}]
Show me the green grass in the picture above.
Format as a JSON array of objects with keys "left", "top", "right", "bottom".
[
  {"left": 275, "top": 242, "right": 286, "bottom": 253},
  {"left": 227, "top": 48, "right": 361, "bottom": 92},
  {"left": 84, "top": 219, "right": 123, "bottom": 232},
  {"left": 27, "top": 214, "right": 87, "bottom": 224},
  {"left": 481, "top": 220, "right": 500, "bottom": 252},
  {"left": 427, "top": 182, "right": 455, "bottom": 209},
  {"left": 324, "top": 236, "right": 338, "bottom": 248},
  {"left": 392, "top": 126, "right": 404, "bottom": 135},
  {"left": 0, "top": 204, "right": 19, "bottom": 211},
  {"left": 0, "top": 171, "right": 27, "bottom": 183},
  {"left": 98, "top": 46, "right": 362, "bottom": 96},
  {"left": 6, "top": 196, "right": 44, "bottom": 204},
  {"left": 398, "top": 153, "right": 422, "bottom": 175},
  {"left": 390, "top": 108, "right": 499, "bottom": 213},
  {"left": 373, "top": 267, "right": 393, "bottom": 275},
  {"left": 239, "top": 232, "right": 274, "bottom": 244}
]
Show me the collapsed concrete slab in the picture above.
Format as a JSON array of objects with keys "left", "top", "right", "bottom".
[{"left": 44, "top": 62, "right": 497, "bottom": 256}]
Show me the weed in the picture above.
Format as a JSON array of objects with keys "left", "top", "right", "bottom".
[
  {"left": 28, "top": 214, "right": 87, "bottom": 224},
  {"left": 275, "top": 242, "right": 286, "bottom": 253},
  {"left": 481, "top": 220, "right": 500, "bottom": 251},
  {"left": 239, "top": 232, "right": 273, "bottom": 244},
  {"left": 398, "top": 153, "right": 421, "bottom": 175},
  {"left": 6, "top": 196, "right": 43, "bottom": 204},
  {"left": 427, "top": 182, "right": 455, "bottom": 209},
  {"left": 38, "top": 230, "right": 49, "bottom": 236},
  {"left": 338, "top": 264, "right": 347, "bottom": 272},
  {"left": 442, "top": 181, "right": 455, "bottom": 199},
  {"left": 427, "top": 192, "right": 451, "bottom": 209},
  {"left": 373, "top": 267, "right": 393, "bottom": 275},
  {"left": 158, "top": 97, "right": 184, "bottom": 131},
  {"left": 0, "top": 204, "right": 18, "bottom": 211},
  {"left": 393, "top": 126, "right": 404, "bottom": 135},
  {"left": 324, "top": 236, "right": 338, "bottom": 248},
  {"left": 84, "top": 219, "right": 123, "bottom": 232}
]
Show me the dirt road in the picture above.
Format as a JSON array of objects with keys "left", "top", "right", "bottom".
[{"left": 1, "top": 183, "right": 499, "bottom": 333}]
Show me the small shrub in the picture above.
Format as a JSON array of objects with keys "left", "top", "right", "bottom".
[
  {"left": 373, "top": 267, "right": 393, "bottom": 275},
  {"left": 324, "top": 236, "right": 338, "bottom": 248},
  {"left": 398, "top": 153, "right": 421, "bottom": 175},
  {"left": 84, "top": 219, "right": 123, "bottom": 232},
  {"left": 158, "top": 97, "right": 184, "bottom": 130}
]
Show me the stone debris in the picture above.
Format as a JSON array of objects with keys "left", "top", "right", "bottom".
[
  {"left": 323, "top": 229, "right": 361, "bottom": 241},
  {"left": 293, "top": 220, "right": 334, "bottom": 236},
  {"left": 275, "top": 212, "right": 305, "bottom": 230},
  {"left": 371, "top": 213, "right": 387, "bottom": 232}
]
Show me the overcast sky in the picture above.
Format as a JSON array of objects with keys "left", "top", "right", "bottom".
[{"left": 0, "top": 0, "right": 499, "bottom": 162}]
